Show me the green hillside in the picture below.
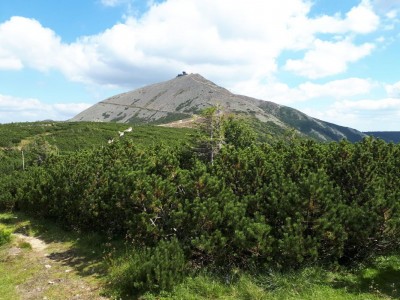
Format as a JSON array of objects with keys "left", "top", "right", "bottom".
[
  {"left": 364, "top": 131, "right": 400, "bottom": 143},
  {"left": 0, "top": 122, "right": 194, "bottom": 174},
  {"left": 0, "top": 122, "right": 194, "bottom": 151}
]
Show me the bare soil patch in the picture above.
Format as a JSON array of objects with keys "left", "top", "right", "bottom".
[{"left": 6, "top": 233, "right": 108, "bottom": 300}]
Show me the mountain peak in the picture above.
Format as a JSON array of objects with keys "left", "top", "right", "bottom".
[{"left": 70, "top": 74, "right": 366, "bottom": 142}]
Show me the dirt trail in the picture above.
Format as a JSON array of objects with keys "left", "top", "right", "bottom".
[
  {"left": 9, "top": 233, "right": 108, "bottom": 300},
  {"left": 159, "top": 117, "right": 198, "bottom": 128},
  {"left": 13, "top": 233, "right": 47, "bottom": 252}
]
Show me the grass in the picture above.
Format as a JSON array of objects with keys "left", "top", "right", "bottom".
[
  {"left": 0, "top": 224, "right": 12, "bottom": 246},
  {"left": 0, "top": 212, "right": 112, "bottom": 299},
  {"left": 0, "top": 253, "right": 39, "bottom": 300},
  {"left": 142, "top": 264, "right": 399, "bottom": 300},
  {"left": 1, "top": 212, "right": 400, "bottom": 299},
  {"left": 0, "top": 216, "right": 41, "bottom": 300}
]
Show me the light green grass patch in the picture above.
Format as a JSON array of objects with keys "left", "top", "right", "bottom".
[{"left": 142, "top": 265, "right": 397, "bottom": 300}]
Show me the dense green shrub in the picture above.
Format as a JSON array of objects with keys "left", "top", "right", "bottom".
[
  {"left": 0, "top": 177, "right": 14, "bottom": 212},
  {"left": 0, "top": 172, "right": 25, "bottom": 212},
  {"left": 109, "top": 238, "right": 186, "bottom": 294},
  {"left": 212, "top": 143, "right": 347, "bottom": 268},
  {"left": 2, "top": 134, "right": 400, "bottom": 281},
  {"left": 325, "top": 139, "right": 400, "bottom": 262},
  {"left": 176, "top": 165, "right": 272, "bottom": 267}
]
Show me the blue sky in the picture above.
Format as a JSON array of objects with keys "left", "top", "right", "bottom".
[{"left": 0, "top": 0, "right": 399, "bottom": 131}]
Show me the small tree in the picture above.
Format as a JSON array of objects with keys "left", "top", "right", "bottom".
[{"left": 196, "top": 105, "right": 225, "bottom": 165}]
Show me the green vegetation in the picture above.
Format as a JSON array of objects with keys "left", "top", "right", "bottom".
[
  {"left": 0, "top": 121, "right": 194, "bottom": 174},
  {"left": 275, "top": 107, "right": 365, "bottom": 142},
  {"left": 0, "top": 121, "right": 194, "bottom": 152},
  {"left": 175, "top": 97, "right": 199, "bottom": 112},
  {"left": 366, "top": 131, "right": 400, "bottom": 143},
  {"left": 1, "top": 119, "right": 399, "bottom": 298},
  {"left": 0, "top": 212, "right": 110, "bottom": 299},
  {"left": 0, "top": 225, "right": 11, "bottom": 246},
  {"left": 1, "top": 212, "right": 399, "bottom": 300},
  {"left": 109, "top": 238, "right": 186, "bottom": 295},
  {"left": 142, "top": 258, "right": 400, "bottom": 299}
]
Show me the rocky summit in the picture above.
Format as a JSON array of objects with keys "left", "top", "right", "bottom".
[{"left": 71, "top": 73, "right": 366, "bottom": 142}]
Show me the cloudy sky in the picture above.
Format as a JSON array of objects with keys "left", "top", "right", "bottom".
[{"left": 0, "top": 0, "right": 399, "bottom": 131}]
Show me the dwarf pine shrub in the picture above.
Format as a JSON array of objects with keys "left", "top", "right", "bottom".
[
  {"left": 109, "top": 238, "right": 186, "bottom": 295},
  {"left": 3, "top": 136, "right": 400, "bottom": 278}
]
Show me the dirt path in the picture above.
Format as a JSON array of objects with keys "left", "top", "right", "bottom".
[
  {"left": 13, "top": 234, "right": 47, "bottom": 252},
  {"left": 159, "top": 117, "right": 198, "bottom": 128},
  {"left": 8, "top": 233, "right": 108, "bottom": 300}
]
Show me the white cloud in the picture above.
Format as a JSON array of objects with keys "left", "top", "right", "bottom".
[
  {"left": 0, "top": 95, "right": 42, "bottom": 112},
  {"left": 385, "top": 81, "right": 400, "bottom": 98},
  {"left": 345, "top": 0, "right": 380, "bottom": 33},
  {"left": 1, "top": 0, "right": 395, "bottom": 130},
  {"left": 336, "top": 98, "right": 400, "bottom": 110},
  {"left": 309, "top": 0, "right": 379, "bottom": 34},
  {"left": 284, "top": 39, "right": 375, "bottom": 79},
  {"left": 303, "top": 98, "right": 400, "bottom": 131},
  {"left": 0, "top": 17, "right": 62, "bottom": 72},
  {"left": 386, "top": 10, "right": 398, "bottom": 19},
  {"left": 101, "top": 0, "right": 125, "bottom": 7},
  {"left": 0, "top": 94, "right": 91, "bottom": 123},
  {"left": 230, "top": 76, "right": 399, "bottom": 131},
  {"left": 373, "top": 0, "right": 400, "bottom": 11},
  {"left": 0, "top": 0, "right": 384, "bottom": 88},
  {"left": 0, "top": 55, "right": 23, "bottom": 70},
  {"left": 231, "top": 77, "right": 374, "bottom": 104},
  {"left": 298, "top": 78, "right": 374, "bottom": 98}
]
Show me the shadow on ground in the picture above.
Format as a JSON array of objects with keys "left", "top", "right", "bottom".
[
  {"left": 332, "top": 257, "right": 400, "bottom": 299},
  {"left": 0, "top": 212, "right": 121, "bottom": 279}
]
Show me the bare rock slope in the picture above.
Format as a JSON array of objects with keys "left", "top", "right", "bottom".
[{"left": 71, "top": 73, "right": 366, "bottom": 142}]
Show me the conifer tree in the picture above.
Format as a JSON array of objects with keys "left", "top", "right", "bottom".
[{"left": 195, "top": 105, "right": 225, "bottom": 164}]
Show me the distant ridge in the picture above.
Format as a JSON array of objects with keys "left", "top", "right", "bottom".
[
  {"left": 364, "top": 132, "right": 400, "bottom": 143},
  {"left": 71, "top": 73, "right": 367, "bottom": 142}
]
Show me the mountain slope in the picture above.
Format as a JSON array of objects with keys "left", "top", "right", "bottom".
[
  {"left": 364, "top": 132, "right": 400, "bottom": 143},
  {"left": 71, "top": 73, "right": 366, "bottom": 142}
]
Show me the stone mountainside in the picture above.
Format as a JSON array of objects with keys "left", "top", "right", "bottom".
[{"left": 71, "top": 73, "right": 366, "bottom": 142}]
